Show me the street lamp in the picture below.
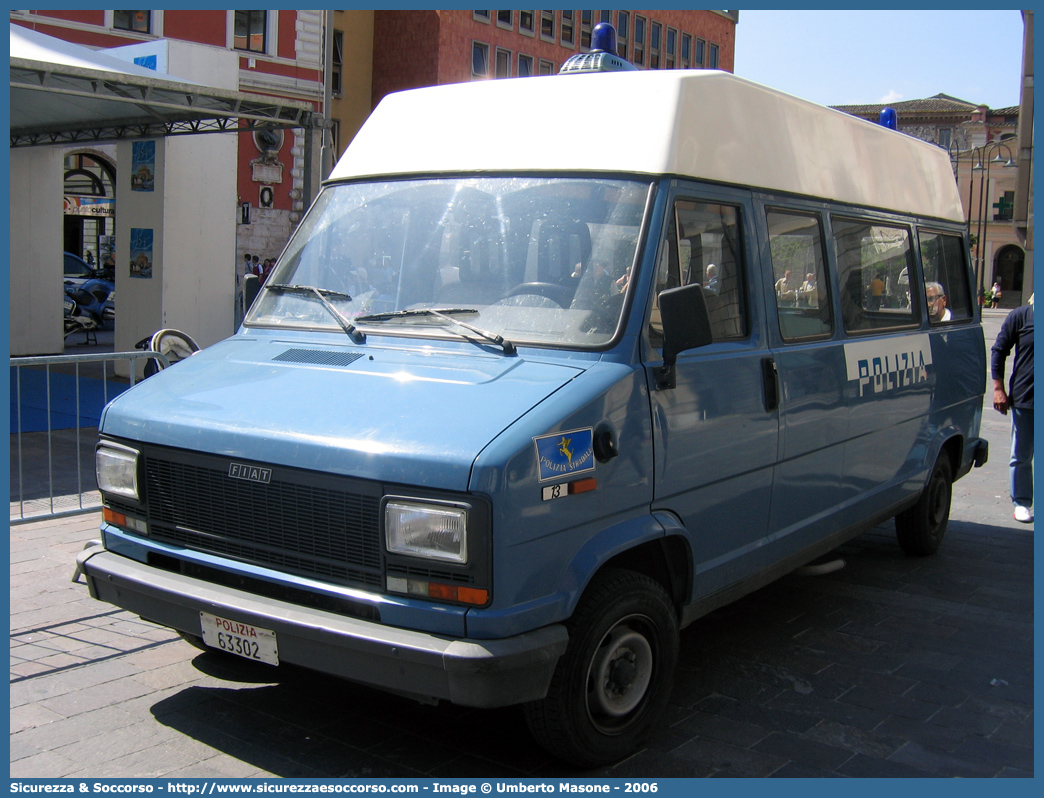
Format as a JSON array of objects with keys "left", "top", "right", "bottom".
[
  {"left": 973, "top": 142, "right": 1016, "bottom": 303},
  {"left": 950, "top": 140, "right": 1017, "bottom": 304}
]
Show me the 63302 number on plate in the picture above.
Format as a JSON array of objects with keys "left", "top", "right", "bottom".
[{"left": 199, "top": 612, "right": 279, "bottom": 666}]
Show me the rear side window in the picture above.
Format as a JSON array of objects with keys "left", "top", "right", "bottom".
[
  {"left": 766, "top": 209, "right": 833, "bottom": 341},
  {"left": 918, "top": 230, "right": 973, "bottom": 324},
  {"left": 832, "top": 218, "right": 917, "bottom": 334},
  {"left": 651, "top": 200, "right": 747, "bottom": 343}
]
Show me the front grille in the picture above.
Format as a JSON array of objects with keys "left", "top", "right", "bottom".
[{"left": 143, "top": 452, "right": 383, "bottom": 590}]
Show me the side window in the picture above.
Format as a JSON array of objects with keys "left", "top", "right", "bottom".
[
  {"left": 766, "top": 209, "right": 833, "bottom": 341},
  {"left": 651, "top": 200, "right": 747, "bottom": 344},
  {"left": 919, "top": 230, "right": 972, "bottom": 324},
  {"left": 832, "top": 217, "right": 917, "bottom": 334}
]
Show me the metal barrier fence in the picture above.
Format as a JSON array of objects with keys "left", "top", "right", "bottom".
[{"left": 9, "top": 350, "right": 168, "bottom": 524}]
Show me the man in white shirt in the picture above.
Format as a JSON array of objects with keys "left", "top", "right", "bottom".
[{"left": 925, "top": 282, "right": 952, "bottom": 322}]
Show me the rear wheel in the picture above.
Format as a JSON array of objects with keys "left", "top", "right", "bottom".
[
  {"left": 896, "top": 455, "right": 953, "bottom": 555},
  {"left": 524, "top": 568, "right": 678, "bottom": 767}
]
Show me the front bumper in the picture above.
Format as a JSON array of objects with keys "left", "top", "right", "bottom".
[{"left": 78, "top": 547, "right": 568, "bottom": 708}]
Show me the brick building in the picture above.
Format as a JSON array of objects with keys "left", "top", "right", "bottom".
[{"left": 368, "top": 10, "right": 737, "bottom": 121}]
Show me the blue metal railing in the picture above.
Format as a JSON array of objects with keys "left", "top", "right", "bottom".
[{"left": 9, "top": 350, "right": 168, "bottom": 523}]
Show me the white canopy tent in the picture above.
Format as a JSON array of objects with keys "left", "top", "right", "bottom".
[
  {"left": 8, "top": 25, "right": 322, "bottom": 356},
  {"left": 10, "top": 25, "right": 316, "bottom": 147}
]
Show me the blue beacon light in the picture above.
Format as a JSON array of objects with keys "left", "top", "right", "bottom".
[
  {"left": 878, "top": 108, "right": 898, "bottom": 130},
  {"left": 559, "top": 22, "right": 638, "bottom": 74}
]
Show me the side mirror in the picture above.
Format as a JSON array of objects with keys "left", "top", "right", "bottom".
[{"left": 656, "top": 283, "right": 713, "bottom": 390}]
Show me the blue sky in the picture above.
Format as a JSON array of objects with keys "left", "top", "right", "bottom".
[{"left": 733, "top": 10, "right": 1026, "bottom": 109}]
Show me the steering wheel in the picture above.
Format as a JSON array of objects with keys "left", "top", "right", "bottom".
[{"left": 505, "top": 282, "right": 573, "bottom": 308}]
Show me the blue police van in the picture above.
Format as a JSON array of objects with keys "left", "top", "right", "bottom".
[{"left": 81, "top": 39, "right": 987, "bottom": 766}]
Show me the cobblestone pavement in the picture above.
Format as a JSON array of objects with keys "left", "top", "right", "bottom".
[{"left": 9, "top": 310, "right": 1033, "bottom": 778}]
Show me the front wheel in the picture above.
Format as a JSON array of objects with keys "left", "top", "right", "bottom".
[
  {"left": 895, "top": 455, "right": 953, "bottom": 556},
  {"left": 524, "top": 569, "right": 679, "bottom": 767}
]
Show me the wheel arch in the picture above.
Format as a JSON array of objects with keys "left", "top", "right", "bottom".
[{"left": 602, "top": 534, "right": 692, "bottom": 613}]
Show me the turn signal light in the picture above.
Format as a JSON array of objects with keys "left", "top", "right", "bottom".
[{"left": 387, "top": 576, "right": 489, "bottom": 605}]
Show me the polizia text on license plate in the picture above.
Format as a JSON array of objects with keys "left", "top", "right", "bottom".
[{"left": 199, "top": 611, "right": 279, "bottom": 666}]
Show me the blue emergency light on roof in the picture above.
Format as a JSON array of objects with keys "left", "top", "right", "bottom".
[
  {"left": 879, "top": 107, "right": 898, "bottom": 130},
  {"left": 559, "top": 22, "right": 638, "bottom": 74}
]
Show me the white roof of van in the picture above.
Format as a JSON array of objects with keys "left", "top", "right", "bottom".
[{"left": 331, "top": 70, "right": 964, "bottom": 223}]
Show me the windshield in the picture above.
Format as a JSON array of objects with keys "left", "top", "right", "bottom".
[{"left": 247, "top": 176, "right": 651, "bottom": 348}]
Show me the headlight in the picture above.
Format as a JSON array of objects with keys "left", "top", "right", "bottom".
[
  {"left": 385, "top": 499, "right": 468, "bottom": 563},
  {"left": 96, "top": 443, "right": 140, "bottom": 501}
]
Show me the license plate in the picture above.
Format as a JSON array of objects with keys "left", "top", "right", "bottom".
[{"left": 199, "top": 612, "right": 279, "bottom": 666}]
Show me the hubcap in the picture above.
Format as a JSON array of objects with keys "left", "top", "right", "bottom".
[{"left": 588, "top": 621, "right": 654, "bottom": 720}]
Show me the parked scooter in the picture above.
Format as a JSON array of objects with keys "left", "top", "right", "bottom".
[
  {"left": 63, "top": 290, "right": 101, "bottom": 342},
  {"left": 64, "top": 277, "right": 115, "bottom": 331}
]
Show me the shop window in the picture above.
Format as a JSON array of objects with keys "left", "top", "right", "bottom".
[
  {"left": 114, "top": 10, "right": 151, "bottom": 34},
  {"left": 234, "top": 10, "right": 267, "bottom": 54}
]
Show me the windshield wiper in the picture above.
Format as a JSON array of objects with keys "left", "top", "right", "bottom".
[
  {"left": 265, "top": 283, "right": 365, "bottom": 343},
  {"left": 354, "top": 308, "right": 516, "bottom": 355}
]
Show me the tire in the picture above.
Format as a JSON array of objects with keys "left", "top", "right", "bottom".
[
  {"left": 896, "top": 455, "right": 953, "bottom": 556},
  {"left": 523, "top": 568, "right": 679, "bottom": 767}
]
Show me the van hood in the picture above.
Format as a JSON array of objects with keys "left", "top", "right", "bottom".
[{"left": 101, "top": 336, "right": 587, "bottom": 491}]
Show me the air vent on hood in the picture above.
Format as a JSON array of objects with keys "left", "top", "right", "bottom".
[{"left": 273, "top": 348, "right": 365, "bottom": 367}]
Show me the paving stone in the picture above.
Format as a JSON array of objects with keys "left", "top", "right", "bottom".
[
  {"left": 836, "top": 685, "right": 940, "bottom": 721},
  {"left": 752, "top": 731, "right": 854, "bottom": 772},
  {"left": 888, "top": 741, "right": 1000, "bottom": 778},
  {"left": 672, "top": 709, "right": 773, "bottom": 749},
  {"left": 837, "top": 752, "right": 933, "bottom": 778},
  {"left": 671, "top": 736, "right": 788, "bottom": 777},
  {"left": 950, "top": 735, "right": 1034, "bottom": 772}
]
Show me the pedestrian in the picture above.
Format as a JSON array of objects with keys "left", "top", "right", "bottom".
[
  {"left": 991, "top": 280, "right": 1003, "bottom": 309},
  {"left": 991, "top": 294, "right": 1034, "bottom": 523},
  {"left": 252, "top": 255, "right": 262, "bottom": 278},
  {"left": 242, "top": 253, "right": 253, "bottom": 282}
]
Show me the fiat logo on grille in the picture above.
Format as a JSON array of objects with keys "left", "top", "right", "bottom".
[{"left": 228, "top": 463, "right": 272, "bottom": 484}]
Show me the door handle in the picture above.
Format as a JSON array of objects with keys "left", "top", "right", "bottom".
[{"left": 761, "top": 357, "right": 779, "bottom": 412}]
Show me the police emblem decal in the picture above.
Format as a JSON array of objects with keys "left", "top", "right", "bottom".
[{"left": 533, "top": 428, "right": 596, "bottom": 482}]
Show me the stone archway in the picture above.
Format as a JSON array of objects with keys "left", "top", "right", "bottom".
[{"left": 992, "top": 245, "right": 1026, "bottom": 308}]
